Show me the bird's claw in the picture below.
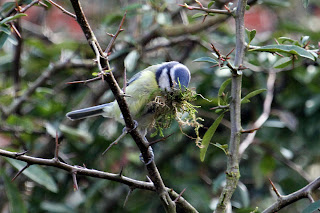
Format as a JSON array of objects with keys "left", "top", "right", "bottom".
[
  {"left": 139, "top": 146, "right": 154, "bottom": 166},
  {"left": 123, "top": 120, "right": 138, "bottom": 133}
]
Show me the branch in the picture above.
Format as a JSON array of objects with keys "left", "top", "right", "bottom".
[
  {"left": 262, "top": 177, "right": 320, "bottom": 213},
  {"left": 179, "top": 3, "right": 231, "bottom": 15},
  {"left": 68, "top": 1, "right": 188, "bottom": 212},
  {"left": 2, "top": 58, "right": 95, "bottom": 118},
  {"left": 0, "top": 148, "right": 154, "bottom": 190},
  {"left": 239, "top": 71, "right": 276, "bottom": 156},
  {"left": 215, "top": 0, "right": 247, "bottom": 212}
]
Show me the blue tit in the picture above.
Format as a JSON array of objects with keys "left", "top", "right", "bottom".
[{"left": 66, "top": 61, "right": 191, "bottom": 137}]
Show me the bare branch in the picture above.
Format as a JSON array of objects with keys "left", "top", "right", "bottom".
[
  {"left": 46, "top": 0, "right": 76, "bottom": 19},
  {"left": 68, "top": 1, "right": 183, "bottom": 212},
  {"left": 215, "top": 0, "right": 247, "bottom": 212},
  {"left": 0, "top": 148, "right": 154, "bottom": 190},
  {"left": 262, "top": 177, "right": 320, "bottom": 213}
]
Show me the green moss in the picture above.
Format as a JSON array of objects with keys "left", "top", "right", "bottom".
[{"left": 149, "top": 86, "right": 204, "bottom": 146}]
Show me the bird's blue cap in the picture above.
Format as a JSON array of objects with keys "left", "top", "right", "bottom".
[{"left": 156, "top": 61, "right": 191, "bottom": 91}]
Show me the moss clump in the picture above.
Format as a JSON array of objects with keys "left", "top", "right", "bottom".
[{"left": 149, "top": 86, "right": 203, "bottom": 147}]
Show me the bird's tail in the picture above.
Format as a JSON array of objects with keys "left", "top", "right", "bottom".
[{"left": 66, "top": 103, "right": 113, "bottom": 120}]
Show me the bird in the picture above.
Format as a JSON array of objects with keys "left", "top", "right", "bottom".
[
  {"left": 66, "top": 61, "right": 191, "bottom": 163},
  {"left": 66, "top": 61, "right": 191, "bottom": 132}
]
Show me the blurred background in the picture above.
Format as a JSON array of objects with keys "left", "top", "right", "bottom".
[{"left": 1, "top": 0, "right": 320, "bottom": 212}]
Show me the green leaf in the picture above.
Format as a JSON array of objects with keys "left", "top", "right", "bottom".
[
  {"left": 245, "top": 28, "right": 256, "bottom": 45},
  {"left": 191, "top": 13, "right": 206, "bottom": 19},
  {"left": 212, "top": 143, "right": 228, "bottom": 155},
  {"left": 0, "top": 13, "right": 27, "bottom": 25},
  {"left": 273, "top": 57, "right": 292, "bottom": 68},
  {"left": 251, "top": 44, "right": 315, "bottom": 61},
  {"left": 277, "top": 37, "right": 298, "bottom": 45},
  {"left": 3, "top": 173, "right": 27, "bottom": 213},
  {"left": 0, "top": 2, "right": 16, "bottom": 14},
  {"left": 0, "top": 31, "right": 9, "bottom": 48},
  {"left": 218, "top": 78, "right": 231, "bottom": 105},
  {"left": 241, "top": 89, "right": 266, "bottom": 104},
  {"left": 0, "top": 25, "right": 11, "bottom": 34},
  {"left": 208, "top": 1, "right": 215, "bottom": 8},
  {"left": 193, "top": 57, "right": 218, "bottom": 65},
  {"left": 200, "top": 113, "right": 224, "bottom": 162},
  {"left": 245, "top": 5, "right": 250, "bottom": 10},
  {"left": 302, "top": 200, "right": 320, "bottom": 213},
  {"left": 6, "top": 158, "right": 58, "bottom": 193},
  {"left": 302, "top": 0, "right": 309, "bottom": 8}
]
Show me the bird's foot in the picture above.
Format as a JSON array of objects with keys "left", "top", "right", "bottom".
[{"left": 139, "top": 146, "right": 154, "bottom": 166}]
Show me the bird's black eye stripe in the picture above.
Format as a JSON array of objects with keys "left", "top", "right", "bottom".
[{"left": 167, "top": 67, "right": 173, "bottom": 88}]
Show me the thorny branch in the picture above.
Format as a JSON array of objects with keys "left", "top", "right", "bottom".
[
  {"left": 67, "top": 1, "right": 196, "bottom": 212},
  {"left": 262, "top": 177, "right": 320, "bottom": 213},
  {"left": 215, "top": 0, "right": 247, "bottom": 212}
]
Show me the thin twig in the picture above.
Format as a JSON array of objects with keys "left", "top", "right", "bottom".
[
  {"left": 173, "top": 188, "right": 187, "bottom": 203},
  {"left": 104, "top": 11, "right": 127, "bottom": 55},
  {"left": 66, "top": 76, "right": 102, "bottom": 84},
  {"left": 20, "top": 0, "right": 40, "bottom": 13},
  {"left": 148, "top": 133, "right": 174, "bottom": 147},
  {"left": 268, "top": 178, "right": 282, "bottom": 198},
  {"left": 123, "top": 187, "right": 134, "bottom": 207},
  {"left": 102, "top": 130, "right": 127, "bottom": 156},
  {"left": 46, "top": 0, "right": 76, "bottom": 19},
  {"left": 72, "top": 170, "right": 78, "bottom": 191},
  {"left": 179, "top": 4, "right": 231, "bottom": 15},
  {"left": 11, "top": 163, "right": 30, "bottom": 182}
]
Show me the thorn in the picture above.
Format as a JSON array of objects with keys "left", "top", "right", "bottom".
[
  {"left": 274, "top": 38, "right": 279, "bottom": 45},
  {"left": 224, "top": 5, "right": 231, "bottom": 13},
  {"left": 226, "top": 48, "right": 235, "bottom": 58},
  {"left": 119, "top": 166, "right": 124, "bottom": 177},
  {"left": 202, "top": 14, "right": 207, "bottom": 23},
  {"left": 102, "top": 130, "right": 127, "bottom": 155},
  {"left": 15, "top": 150, "right": 28, "bottom": 157},
  {"left": 12, "top": 164, "right": 30, "bottom": 182},
  {"left": 210, "top": 63, "right": 220, "bottom": 68},
  {"left": 123, "top": 187, "right": 134, "bottom": 207},
  {"left": 72, "top": 171, "right": 79, "bottom": 191},
  {"left": 238, "top": 65, "right": 247, "bottom": 70},
  {"left": 268, "top": 178, "right": 281, "bottom": 198},
  {"left": 303, "top": 40, "right": 310, "bottom": 49},
  {"left": 174, "top": 188, "right": 187, "bottom": 203},
  {"left": 148, "top": 133, "right": 174, "bottom": 146},
  {"left": 106, "top": 32, "right": 115, "bottom": 37},
  {"left": 274, "top": 52, "right": 284, "bottom": 57},
  {"left": 10, "top": 23, "right": 21, "bottom": 38},
  {"left": 210, "top": 105, "right": 229, "bottom": 110},
  {"left": 146, "top": 175, "right": 152, "bottom": 183},
  {"left": 241, "top": 127, "right": 260, "bottom": 134},
  {"left": 66, "top": 76, "right": 102, "bottom": 84}
]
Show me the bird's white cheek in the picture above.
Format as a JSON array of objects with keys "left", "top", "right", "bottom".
[{"left": 158, "top": 68, "right": 171, "bottom": 91}]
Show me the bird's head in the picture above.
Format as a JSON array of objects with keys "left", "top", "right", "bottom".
[{"left": 155, "top": 61, "right": 191, "bottom": 92}]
